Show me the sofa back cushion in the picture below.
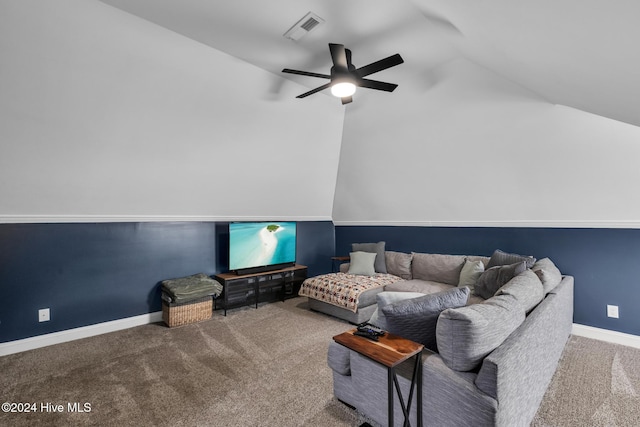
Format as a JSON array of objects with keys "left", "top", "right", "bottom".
[
  {"left": 436, "top": 294, "right": 525, "bottom": 371},
  {"left": 383, "top": 287, "right": 470, "bottom": 352},
  {"left": 384, "top": 251, "right": 413, "bottom": 279},
  {"left": 495, "top": 270, "right": 544, "bottom": 313},
  {"left": 411, "top": 253, "right": 466, "bottom": 286},
  {"left": 465, "top": 255, "right": 491, "bottom": 268},
  {"left": 531, "top": 257, "right": 563, "bottom": 294}
]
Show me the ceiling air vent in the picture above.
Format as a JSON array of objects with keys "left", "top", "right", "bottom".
[{"left": 283, "top": 12, "right": 325, "bottom": 42}]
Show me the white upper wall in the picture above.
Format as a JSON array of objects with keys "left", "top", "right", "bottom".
[
  {"left": 4, "top": 1, "right": 640, "bottom": 227},
  {"left": 333, "top": 58, "right": 640, "bottom": 227},
  {"left": 0, "top": 0, "right": 344, "bottom": 222}
]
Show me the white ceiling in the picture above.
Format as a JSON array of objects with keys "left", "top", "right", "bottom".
[{"left": 99, "top": 0, "right": 640, "bottom": 126}]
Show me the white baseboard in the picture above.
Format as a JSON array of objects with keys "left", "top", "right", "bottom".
[
  {"left": 2, "top": 318, "right": 637, "bottom": 357},
  {"left": 0, "top": 311, "right": 163, "bottom": 357},
  {"left": 572, "top": 324, "right": 640, "bottom": 349}
]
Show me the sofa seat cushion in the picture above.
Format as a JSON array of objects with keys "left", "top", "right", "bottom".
[
  {"left": 383, "top": 287, "right": 470, "bottom": 352},
  {"left": 355, "top": 286, "right": 388, "bottom": 308},
  {"left": 532, "top": 257, "right": 563, "bottom": 294},
  {"left": 411, "top": 253, "right": 467, "bottom": 286},
  {"left": 466, "top": 293, "right": 485, "bottom": 306},
  {"left": 495, "top": 270, "right": 544, "bottom": 313},
  {"left": 369, "top": 291, "right": 426, "bottom": 330},
  {"left": 385, "top": 279, "right": 453, "bottom": 294},
  {"left": 299, "top": 272, "right": 399, "bottom": 312},
  {"left": 436, "top": 294, "right": 525, "bottom": 371}
]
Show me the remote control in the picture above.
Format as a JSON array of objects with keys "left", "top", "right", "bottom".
[
  {"left": 357, "top": 322, "right": 385, "bottom": 336},
  {"left": 354, "top": 330, "right": 379, "bottom": 341}
]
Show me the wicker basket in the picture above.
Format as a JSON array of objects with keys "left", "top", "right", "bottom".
[{"left": 162, "top": 295, "right": 213, "bottom": 327}]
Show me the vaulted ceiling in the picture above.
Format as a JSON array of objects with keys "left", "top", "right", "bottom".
[{"left": 99, "top": 0, "right": 640, "bottom": 127}]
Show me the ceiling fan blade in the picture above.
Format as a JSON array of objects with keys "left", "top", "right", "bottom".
[
  {"left": 345, "top": 49, "right": 354, "bottom": 69},
  {"left": 341, "top": 96, "right": 353, "bottom": 105},
  {"left": 329, "top": 43, "right": 348, "bottom": 70},
  {"left": 296, "top": 82, "right": 332, "bottom": 98},
  {"left": 282, "top": 69, "right": 331, "bottom": 79},
  {"left": 355, "top": 53, "right": 404, "bottom": 78},
  {"left": 358, "top": 78, "right": 398, "bottom": 92}
]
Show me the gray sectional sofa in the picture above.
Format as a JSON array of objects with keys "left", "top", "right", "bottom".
[{"left": 327, "top": 250, "right": 574, "bottom": 427}]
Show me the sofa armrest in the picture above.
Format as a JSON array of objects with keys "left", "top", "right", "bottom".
[
  {"left": 328, "top": 341, "right": 351, "bottom": 375},
  {"left": 422, "top": 354, "right": 498, "bottom": 426},
  {"left": 475, "top": 276, "right": 573, "bottom": 425}
]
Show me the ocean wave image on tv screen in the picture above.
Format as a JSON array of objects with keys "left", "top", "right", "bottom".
[{"left": 230, "top": 222, "right": 296, "bottom": 270}]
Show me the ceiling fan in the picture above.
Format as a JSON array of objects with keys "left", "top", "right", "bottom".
[{"left": 282, "top": 43, "right": 404, "bottom": 104}]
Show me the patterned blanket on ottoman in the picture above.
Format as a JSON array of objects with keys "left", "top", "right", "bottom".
[{"left": 299, "top": 272, "right": 401, "bottom": 313}]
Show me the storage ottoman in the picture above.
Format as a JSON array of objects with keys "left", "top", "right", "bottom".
[
  {"left": 160, "top": 272, "right": 223, "bottom": 327},
  {"left": 162, "top": 295, "right": 213, "bottom": 327}
]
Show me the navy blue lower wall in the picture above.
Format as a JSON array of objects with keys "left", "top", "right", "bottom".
[
  {"left": 7, "top": 222, "right": 636, "bottom": 344},
  {"left": 336, "top": 225, "right": 640, "bottom": 337},
  {"left": 0, "top": 220, "right": 335, "bottom": 343}
]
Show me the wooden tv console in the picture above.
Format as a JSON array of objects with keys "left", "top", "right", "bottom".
[{"left": 214, "top": 264, "right": 307, "bottom": 315}]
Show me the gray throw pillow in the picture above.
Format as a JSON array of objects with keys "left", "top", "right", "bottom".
[
  {"left": 352, "top": 241, "right": 387, "bottom": 273},
  {"left": 486, "top": 249, "right": 536, "bottom": 269},
  {"left": 369, "top": 291, "right": 425, "bottom": 330},
  {"left": 384, "top": 251, "right": 413, "bottom": 279},
  {"left": 347, "top": 251, "right": 377, "bottom": 276},
  {"left": 474, "top": 261, "right": 527, "bottom": 300},
  {"left": 382, "top": 287, "right": 470, "bottom": 352}
]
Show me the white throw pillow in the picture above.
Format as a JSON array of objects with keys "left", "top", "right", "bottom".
[
  {"left": 458, "top": 259, "right": 485, "bottom": 292},
  {"left": 347, "top": 251, "right": 377, "bottom": 276}
]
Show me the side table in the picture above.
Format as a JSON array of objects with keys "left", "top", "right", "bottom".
[
  {"left": 331, "top": 256, "right": 350, "bottom": 272},
  {"left": 333, "top": 329, "right": 424, "bottom": 427}
]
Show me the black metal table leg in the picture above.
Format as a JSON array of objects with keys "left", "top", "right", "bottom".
[
  {"left": 388, "top": 350, "right": 423, "bottom": 427},
  {"left": 388, "top": 367, "right": 394, "bottom": 427}
]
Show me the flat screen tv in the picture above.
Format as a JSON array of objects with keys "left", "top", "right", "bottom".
[{"left": 229, "top": 221, "right": 297, "bottom": 275}]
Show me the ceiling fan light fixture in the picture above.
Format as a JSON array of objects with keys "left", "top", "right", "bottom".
[{"left": 331, "top": 81, "right": 356, "bottom": 98}]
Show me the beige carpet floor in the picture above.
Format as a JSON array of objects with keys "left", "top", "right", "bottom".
[
  {"left": 1, "top": 297, "right": 639, "bottom": 426},
  {"left": 531, "top": 334, "right": 640, "bottom": 427}
]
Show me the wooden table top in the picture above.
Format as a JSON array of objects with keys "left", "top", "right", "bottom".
[{"left": 333, "top": 329, "right": 424, "bottom": 368}]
